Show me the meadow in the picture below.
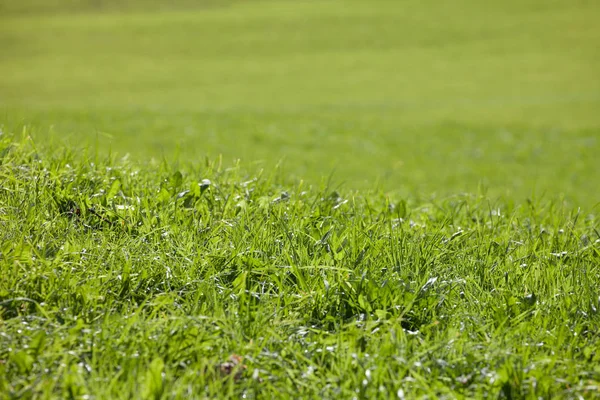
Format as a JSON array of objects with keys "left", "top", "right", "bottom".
[{"left": 1, "top": 0, "right": 600, "bottom": 398}]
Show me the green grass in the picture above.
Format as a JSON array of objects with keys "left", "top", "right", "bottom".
[
  {"left": 1, "top": 0, "right": 600, "bottom": 206},
  {"left": 1, "top": 0, "right": 600, "bottom": 398},
  {"left": 1, "top": 132, "right": 600, "bottom": 398}
]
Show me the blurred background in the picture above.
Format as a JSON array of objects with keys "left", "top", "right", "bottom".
[{"left": 1, "top": 0, "right": 599, "bottom": 206}]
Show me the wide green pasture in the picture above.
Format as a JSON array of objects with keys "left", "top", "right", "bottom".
[
  {"left": 2, "top": 1, "right": 600, "bottom": 398},
  {"left": 2, "top": 0, "right": 599, "bottom": 206}
]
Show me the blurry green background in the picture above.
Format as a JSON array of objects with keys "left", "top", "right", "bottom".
[{"left": 1, "top": 0, "right": 599, "bottom": 206}]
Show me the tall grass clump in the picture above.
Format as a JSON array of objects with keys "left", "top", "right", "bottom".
[{"left": 1, "top": 132, "right": 599, "bottom": 398}]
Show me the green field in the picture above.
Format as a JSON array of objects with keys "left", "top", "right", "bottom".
[
  {"left": 2, "top": 0, "right": 600, "bottom": 205},
  {"left": 1, "top": 0, "right": 600, "bottom": 398}
]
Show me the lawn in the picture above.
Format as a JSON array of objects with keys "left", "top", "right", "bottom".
[
  {"left": 1, "top": 0, "right": 600, "bottom": 398},
  {"left": 2, "top": 0, "right": 600, "bottom": 205}
]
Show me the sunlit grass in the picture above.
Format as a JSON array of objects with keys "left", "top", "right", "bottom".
[
  {"left": 1, "top": 0, "right": 600, "bottom": 205},
  {"left": 1, "top": 0, "right": 600, "bottom": 397},
  {"left": 1, "top": 133, "right": 599, "bottom": 398}
]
